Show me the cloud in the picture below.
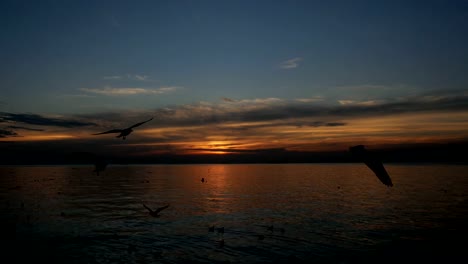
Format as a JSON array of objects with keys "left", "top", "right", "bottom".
[
  {"left": 133, "top": 75, "right": 149, "bottom": 81},
  {"left": 187, "top": 147, "right": 287, "bottom": 154},
  {"left": 60, "top": 88, "right": 468, "bottom": 139},
  {"left": 295, "top": 97, "right": 324, "bottom": 103},
  {"left": 7, "top": 126, "right": 44, "bottom": 131},
  {"left": 0, "top": 112, "right": 96, "bottom": 127},
  {"left": 103, "top": 74, "right": 153, "bottom": 81},
  {"left": 338, "top": 100, "right": 355, "bottom": 105},
  {"left": 73, "top": 90, "right": 468, "bottom": 130},
  {"left": 59, "top": 94, "right": 96, "bottom": 98},
  {"left": 212, "top": 93, "right": 466, "bottom": 124},
  {"left": 280, "top": 57, "right": 302, "bottom": 69},
  {"left": 103, "top": 76, "right": 122, "bottom": 80},
  {"left": 222, "top": 97, "right": 236, "bottom": 102},
  {"left": 0, "top": 129, "right": 18, "bottom": 138},
  {"left": 326, "top": 84, "right": 418, "bottom": 103},
  {"left": 80, "top": 86, "right": 178, "bottom": 96},
  {"left": 219, "top": 121, "right": 347, "bottom": 131},
  {"left": 3, "top": 90, "right": 468, "bottom": 160}
]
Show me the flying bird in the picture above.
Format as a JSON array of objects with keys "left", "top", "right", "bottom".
[
  {"left": 142, "top": 203, "right": 170, "bottom": 217},
  {"left": 69, "top": 152, "right": 110, "bottom": 175},
  {"left": 349, "top": 145, "right": 393, "bottom": 187},
  {"left": 92, "top": 117, "right": 153, "bottom": 140},
  {"left": 93, "top": 158, "right": 108, "bottom": 176}
]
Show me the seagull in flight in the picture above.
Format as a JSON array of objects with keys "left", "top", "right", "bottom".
[
  {"left": 142, "top": 203, "right": 170, "bottom": 217},
  {"left": 93, "top": 158, "right": 108, "bottom": 176},
  {"left": 349, "top": 145, "right": 393, "bottom": 187},
  {"left": 69, "top": 152, "right": 110, "bottom": 175},
  {"left": 92, "top": 117, "right": 153, "bottom": 140}
]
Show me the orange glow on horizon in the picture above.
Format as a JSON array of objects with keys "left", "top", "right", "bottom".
[
  {"left": 1, "top": 134, "right": 75, "bottom": 141},
  {"left": 2, "top": 110, "right": 468, "bottom": 154}
]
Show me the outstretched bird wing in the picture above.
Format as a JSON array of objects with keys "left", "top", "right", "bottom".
[
  {"left": 362, "top": 157, "right": 393, "bottom": 186},
  {"left": 350, "top": 145, "right": 393, "bottom": 187},
  {"left": 142, "top": 203, "right": 154, "bottom": 213},
  {"left": 92, "top": 129, "right": 123, "bottom": 135},
  {"left": 154, "top": 204, "right": 170, "bottom": 214},
  {"left": 128, "top": 117, "right": 153, "bottom": 129}
]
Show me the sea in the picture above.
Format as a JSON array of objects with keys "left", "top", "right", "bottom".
[{"left": 1, "top": 164, "right": 467, "bottom": 263}]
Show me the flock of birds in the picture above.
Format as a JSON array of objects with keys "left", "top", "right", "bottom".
[
  {"left": 89, "top": 117, "right": 394, "bottom": 221},
  {"left": 72, "top": 117, "right": 395, "bottom": 250},
  {"left": 90, "top": 117, "right": 394, "bottom": 187}
]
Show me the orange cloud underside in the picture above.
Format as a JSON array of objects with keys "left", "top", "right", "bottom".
[{"left": 6, "top": 111, "right": 468, "bottom": 154}]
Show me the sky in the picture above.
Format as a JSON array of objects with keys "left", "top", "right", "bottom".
[{"left": 1, "top": 0, "right": 468, "bottom": 161}]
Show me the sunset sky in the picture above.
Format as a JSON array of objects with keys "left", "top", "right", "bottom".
[{"left": 1, "top": 0, "right": 468, "bottom": 161}]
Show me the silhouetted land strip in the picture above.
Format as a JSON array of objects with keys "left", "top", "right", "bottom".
[{"left": 0, "top": 141, "right": 467, "bottom": 165}]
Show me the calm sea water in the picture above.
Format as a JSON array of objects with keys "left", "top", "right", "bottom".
[{"left": 1, "top": 164, "right": 467, "bottom": 263}]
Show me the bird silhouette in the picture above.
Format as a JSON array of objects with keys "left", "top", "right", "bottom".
[
  {"left": 142, "top": 203, "right": 170, "bottom": 217},
  {"left": 349, "top": 145, "right": 393, "bottom": 187},
  {"left": 92, "top": 117, "right": 153, "bottom": 140},
  {"left": 69, "top": 152, "right": 109, "bottom": 175},
  {"left": 93, "top": 158, "right": 108, "bottom": 176}
]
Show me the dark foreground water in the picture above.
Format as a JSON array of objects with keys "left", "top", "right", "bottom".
[{"left": 1, "top": 164, "right": 467, "bottom": 263}]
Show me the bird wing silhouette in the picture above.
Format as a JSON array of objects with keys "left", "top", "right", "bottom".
[
  {"left": 154, "top": 204, "right": 169, "bottom": 214},
  {"left": 350, "top": 145, "right": 393, "bottom": 187},
  {"left": 363, "top": 157, "right": 393, "bottom": 186},
  {"left": 128, "top": 117, "right": 153, "bottom": 129},
  {"left": 142, "top": 203, "right": 154, "bottom": 213},
  {"left": 92, "top": 129, "right": 123, "bottom": 135}
]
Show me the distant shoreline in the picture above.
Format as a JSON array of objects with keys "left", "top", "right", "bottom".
[
  {"left": 1, "top": 161, "right": 467, "bottom": 166},
  {"left": 1, "top": 141, "right": 466, "bottom": 166}
]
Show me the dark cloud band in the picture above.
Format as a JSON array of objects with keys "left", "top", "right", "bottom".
[
  {"left": 0, "top": 129, "right": 18, "bottom": 138},
  {"left": 0, "top": 112, "right": 96, "bottom": 127}
]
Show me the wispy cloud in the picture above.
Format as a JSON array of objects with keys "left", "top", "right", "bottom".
[
  {"left": 0, "top": 129, "right": 18, "bottom": 138},
  {"left": 236, "top": 98, "right": 283, "bottom": 105},
  {"left": 4, "top": 90, "right": 468, "bottom": 154},
  {"left": 338, "top": 100, "right": 384, "bottom": 106},
  {"left": 280, "top": 57, "right": 302, "bottom": 69},
  {"left": 143, "top": 91, "right": 468, "bottom": 127},
  {"left": 59, "top": 94, "right": 97, "bottom": 98},
  {"left": 7, "top": 125, "right": 44, "bottom": 131},
  {"left": 69, "top": 90, "right": 468, "bottom": 131},
  {"left": 295, "top": 97, "right": 324, "bottom": 103},
  {"left": 103, "top": 74, "right": 153, "bottom": 81},
  {"left": 103, "top": 76, "right": 122, "bottom": 80},
  {"left": 80, "top": 86, "right": 178, "bottom": 96},
  {"left": 222, "top": 97, "right": 236, "bottom": 102},
  {"left": 133, "top": 75, "right": 149, "bottom": 81},
  {"left": 327, "top": 84, "right": 418, "bottom": 103},
  {"left": 0, "top": 112, "right": 96, "bottom": 127}
]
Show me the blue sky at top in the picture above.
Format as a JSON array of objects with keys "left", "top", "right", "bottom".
[{"left": 1, "top": 0, "right": 467, "bottom": 114}]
